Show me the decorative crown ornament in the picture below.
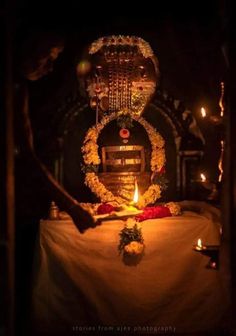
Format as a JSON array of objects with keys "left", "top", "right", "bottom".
[
  {"left": 89, "top": 35, "right": 155, "bottom": 59},
  {"left": 78, "top": 35, "right": 159, "bottom": 118}
]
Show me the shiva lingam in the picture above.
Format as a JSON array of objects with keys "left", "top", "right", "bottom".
[{"left": 193, "top": 238, "right": 219, "bottom": 269}]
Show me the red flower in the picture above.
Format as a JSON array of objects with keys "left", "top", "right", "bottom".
[
  {"left": 119, "top": 128, "right": 130, "bottom": 139},
  {"left": 97, "top": 203, "right": 114, "bottom": 215},
  {"left": 136, "top": 206, "right": 171, "bottom": 222}
]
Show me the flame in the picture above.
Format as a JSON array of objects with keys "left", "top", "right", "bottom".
[
  {"left": 133, "top": 180, "right": 139, "bottom": 203},
  {"left": 197, "top": 238, "right": 202, "bottom": 248},
  {"left": 219, "top": 82, "right": 224, "bottom": 117},
  {"left": 201, "top": 107, "right": 206, "bottom": 118},
  {"left": 200, "top": 173, "right": 206, "bottom": 182},
  {"left": 218, "top": 140, "right": 224, "bottom": 182}
]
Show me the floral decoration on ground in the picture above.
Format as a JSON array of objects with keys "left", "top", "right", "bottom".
[
  {"left": 118, "top": 218, "right": 144, "bottom": 266},
  {"left": 135, "top": 202, "right": 181, "bottom": 222},
  {"left": 78, "top": 201, "right": 181, "bottom": 222},
  {"left": 82, "top": 112, "right": 166, "bottom": 206}
]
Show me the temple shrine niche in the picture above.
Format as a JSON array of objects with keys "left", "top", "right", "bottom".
[{"left": 60, "top": 35, "right": 204, "bottom": 205}]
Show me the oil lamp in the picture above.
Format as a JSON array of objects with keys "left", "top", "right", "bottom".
[{"left": 193, "top": 238, "right": 206, "bottom": 251}]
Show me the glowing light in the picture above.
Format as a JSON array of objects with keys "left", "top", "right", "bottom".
[
  {"left": 219, "top": 82, "right": 224, "bottom": 117},
  {"left": 200, "top": 173, "right": 206, "bottom": 182},
  {"left": 76, "top": 60, "right": 91, "bottom": 75},
  {"left": 194, "top": 238, "right": 204, "bottom": 251},
  {"left": 133, "top": 180, "right": 139, "bottom": 204},
  {"left": 197, "top": 239, "right": 202, "bottom": 248},
  {"left": 211, "top": 261, "right": 217, "bottom": 269},
  {"left": 218, "top": 140, "right": 224, "bottom": 182},
  {"left": 201, "top": 107, "right": 206, "bottom": 118}
]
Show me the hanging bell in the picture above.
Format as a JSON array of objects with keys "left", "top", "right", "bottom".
[{"left": 99, "top": 96, "right": 109, "bottom": 111}]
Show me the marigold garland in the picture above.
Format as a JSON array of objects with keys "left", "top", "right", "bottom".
[
  {"left": 165, "top": 202, "right": 182, "bottom": 216},
  {"left": 82, "top": 112, "right": 166, "bottom": 207}
]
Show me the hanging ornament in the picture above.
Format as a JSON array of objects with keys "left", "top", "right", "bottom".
[
  {"left": 119, "top": 128, "right": 130, "bottom": 143},
  {"left": 99, "top": 96, "right": 109, "bottom": 111},
  {"left": 119, "top": 128, "right": 130, "bottom": 139}
]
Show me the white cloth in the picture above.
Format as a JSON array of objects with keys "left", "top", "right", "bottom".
[{"left": 32, "top": 201, "right": 227, "bottom": 335}]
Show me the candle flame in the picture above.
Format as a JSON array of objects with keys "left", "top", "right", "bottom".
[
  {"left": 201, "top": 107, "right": 206, "bottom": 118},
  {"left": 200, "top": 173, "right": 206, "bottom": 182},
  {"left": 133, "top": 180, "right": 139, "bottom": 203},
  {"left": 197, "top": 239, "right": 202, "bottom": 248}
]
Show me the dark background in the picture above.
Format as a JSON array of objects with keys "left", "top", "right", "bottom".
[{"left": 15, "top": 0, "right": 228, "bottom": 106}]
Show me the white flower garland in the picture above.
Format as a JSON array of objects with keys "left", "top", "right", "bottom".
[{"left": 82, "top": 113, "right": 166, "bottom": 207}]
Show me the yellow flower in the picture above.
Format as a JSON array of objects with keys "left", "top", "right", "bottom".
[
  {"left": 138, "top": 184, "right": 161, "bottom": 208},
  {"left": 165, "top": 202, "right": 181, "bottom": 216},
  {"left": 124, "top": 241, "right": 144, "bottom": 255},
  {"left": 151, "top": 148, "right": 166, "bottom": 172}
]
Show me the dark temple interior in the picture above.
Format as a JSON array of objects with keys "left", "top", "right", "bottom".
[{"left": 1, "top": 1, "right": 235, "bottom": 336}]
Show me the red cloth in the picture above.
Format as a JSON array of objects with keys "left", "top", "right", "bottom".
[{"left": 136, "top": 206, "right": 171, "bottom": 222}]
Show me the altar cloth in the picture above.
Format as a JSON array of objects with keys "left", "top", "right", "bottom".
[{"left": 32, "top": 201, "right": 228, "bottom": 335}]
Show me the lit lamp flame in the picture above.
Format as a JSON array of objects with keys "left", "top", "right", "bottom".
[
  {"left": 201, "top": 107, "right": 206, "bottom": 118},
  {"left": 200, "top": 173, "right": 206, "bottom": 182},
  {"left": 197, "top": 238, "right": 202, "bottom": 248},
  {"left": 219, "top": 82, "right": 224, "bottom": 117},
  {"left": 194, "top": 238, "right": 205, "bottom": 251},
  {"left": 133, "top": 179, "right": 139, "bottom": 204}
]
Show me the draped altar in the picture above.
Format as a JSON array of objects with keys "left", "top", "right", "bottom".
[{"left": 32, "top": 201, "right": 227, "bottom": 335}]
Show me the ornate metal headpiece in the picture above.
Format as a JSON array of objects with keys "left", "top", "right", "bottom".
[{"left": 89, "top": 35, "right": 154, "bottom": 59}]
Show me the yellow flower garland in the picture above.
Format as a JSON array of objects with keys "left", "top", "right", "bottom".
[{"left": 82, "top": 113, "right": 166, "bottom": 207}]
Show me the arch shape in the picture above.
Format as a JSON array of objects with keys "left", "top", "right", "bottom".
[{"left": 82, "top": 112, "right": 166, "bottom": 208}]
